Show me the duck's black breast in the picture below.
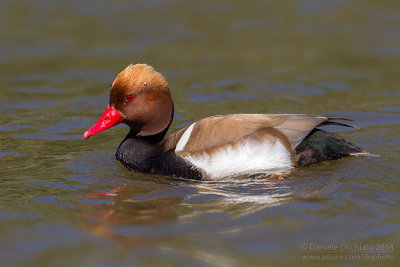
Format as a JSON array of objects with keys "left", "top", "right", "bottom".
[
  {"left": 116, "top": 135, "right": 159, "bottom": 173},
  {"left": 115, "top": 131, "right": 204, "bottom": 180}
]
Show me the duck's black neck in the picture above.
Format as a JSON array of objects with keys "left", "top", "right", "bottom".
[{"left": 115, "top": 105, "right": 174, "bottom": 173}]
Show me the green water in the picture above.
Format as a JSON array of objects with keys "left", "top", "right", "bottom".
[{"left": 1, "top": 0, "right": 400, "bottom": 266}]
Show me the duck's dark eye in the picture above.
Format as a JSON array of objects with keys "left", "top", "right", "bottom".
[{"left": 126, "top": 94, "right": 134, "bottom": 101}]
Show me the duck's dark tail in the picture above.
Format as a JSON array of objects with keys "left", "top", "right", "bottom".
[{"left": 295, "top": 128, "right": 377, "bottom": 167}]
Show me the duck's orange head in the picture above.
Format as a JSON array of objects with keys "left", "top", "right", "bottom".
[{"left": 84, "top": 64, "right": 173, "bottom": 139}]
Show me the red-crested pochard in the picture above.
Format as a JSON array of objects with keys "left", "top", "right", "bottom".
[{"left": 84, "top": 64, "right": 370, "bottom": 180}]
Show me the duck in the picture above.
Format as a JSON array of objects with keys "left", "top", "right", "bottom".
[{"left": 83, "top": 64, "right": 370, "bottom": 180}]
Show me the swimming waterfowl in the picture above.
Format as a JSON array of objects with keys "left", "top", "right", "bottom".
[{"left": 84, "top": 64, "right": 369, "bottom": 180}]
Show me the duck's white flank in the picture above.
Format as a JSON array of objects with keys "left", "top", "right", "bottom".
[
  {"left": 175, "top": 122, "right": 196, "bottom": 151},
  {"left": 181, "top": 138, "right": 293, "bottom": 179}
]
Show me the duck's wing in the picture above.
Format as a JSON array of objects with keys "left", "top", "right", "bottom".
[
  {"left": 273, "top": 115, "right": 357, "bottom": 147},
  {"left": 162, "top": 114, "right": 353, "bottom": 155}
]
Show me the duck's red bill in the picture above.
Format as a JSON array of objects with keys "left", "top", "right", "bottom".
[{"left": 84, "top": 106, "right": 123, "bottom": 139}]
